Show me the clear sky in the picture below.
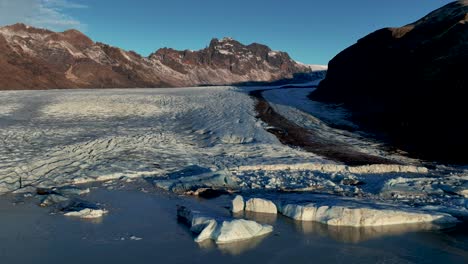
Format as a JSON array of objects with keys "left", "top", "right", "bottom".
[{"left": 0, "top": 0, "right": 455, "bottom": 64}]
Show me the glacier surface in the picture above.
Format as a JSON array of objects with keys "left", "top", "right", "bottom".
[{"left": 0, "top": 86, "right": 466, "bottom": 221}]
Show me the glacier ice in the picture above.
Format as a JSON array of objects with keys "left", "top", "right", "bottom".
[
  {"left": 279, "top": 202, "right": 458, "bottom": 227},
  {"left": 245, "top": 198, "right": 278, "bottom": 214},
  {"left": 177, "top": 205, "right": 273, "bottom": 244},
  {"left": 0, "top": 86, "right": 466, "bottom": 221},
  {"left": 231, "top": 195, "right": 245, "bottom": 213},
  {"left": 64, "top": 208, "right": 108, "bottom": 219}
]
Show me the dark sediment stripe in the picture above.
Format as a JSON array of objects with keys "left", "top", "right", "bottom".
[{"left": 250, "top": 89, "right": 399, "bottom": 166}]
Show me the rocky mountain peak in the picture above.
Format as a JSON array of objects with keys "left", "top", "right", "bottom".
[
  {"left": 208, "top": 37, "right": 247, "bottom": 55},
  {"left": 0, "top": 24, "right": 316, "bottom": 89},
  {"left": 209, "top": 37, "right": 239, "bottom": 45},
  {"left": 2, "top": 23, "right": 53, "bottom": 35},
  {"left": 47, "top": 29, "right": 94, "bottom": 50},
  {"left": 312, "top": 0, "right": 468, "bottom": 163}
]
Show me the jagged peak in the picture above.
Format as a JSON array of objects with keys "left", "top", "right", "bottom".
[
  {"left": 220, "top": 37, "right": 234, "bottom": 42},
  {"left": 209, "top": 37, "right": 243, "bottom": 47},
  {"left": 149, "top": 37, "right": 286, "bottom": 58}
]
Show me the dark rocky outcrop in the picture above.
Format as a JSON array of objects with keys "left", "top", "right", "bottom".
[{"left": 310, "top": 1, "right": 468, "bottom": 164}]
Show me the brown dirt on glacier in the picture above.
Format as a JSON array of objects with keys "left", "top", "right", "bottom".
[{"left": 250, "top": 89, "right": 399, "bottom": 166}]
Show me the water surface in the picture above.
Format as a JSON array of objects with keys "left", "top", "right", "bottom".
[{"left": 1, "top": 188, "right": 466, "bottom": 264}]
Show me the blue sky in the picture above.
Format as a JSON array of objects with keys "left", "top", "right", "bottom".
[{"left": 0, "top": 0, "right": 454, "bottom": 64}]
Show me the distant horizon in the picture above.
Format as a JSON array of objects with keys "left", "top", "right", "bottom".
[{"left": 0, "top": 0, "right": 455, "bottom": 64}]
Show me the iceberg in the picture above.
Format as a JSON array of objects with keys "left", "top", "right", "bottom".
[
  {"left": 177, "top": 205, "right": 273, "bottom": 244},
  {"left": 245, "top": 198, "right": 277, "bottom": 214},
  {"left": 231, "top": 195, "right": 245, "bottom": 213},
  {"left": 279, "top": 202, "right": 458, "bottom": 227}
]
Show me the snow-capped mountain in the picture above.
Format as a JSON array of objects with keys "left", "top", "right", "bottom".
[{"left": 0, "top": 24, "right": 314, "bottom": 89}]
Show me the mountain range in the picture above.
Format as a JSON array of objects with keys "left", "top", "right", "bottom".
[
  {"left": 0, "top": 24, "right": 316, "bottom": 90},
  {"left": 311, "top": 0, "right": 468, "bottom": 163}
]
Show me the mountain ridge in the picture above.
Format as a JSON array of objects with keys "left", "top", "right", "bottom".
[{"left": 0, "top": 23, "right": 317, "bottom": 90}]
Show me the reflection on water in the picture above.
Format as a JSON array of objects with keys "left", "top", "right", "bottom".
[
  {"left": 74, "top": 217, "right": 105, "bottom": 225},
  {"left": 198, "top": 234, "right": 269, "bottom": 255},
  {"left": 293, "top": 219, "right": 455, "bottom": 243},
  {"left": 234, "top": 211, "right": 278, "bottom": 225}
]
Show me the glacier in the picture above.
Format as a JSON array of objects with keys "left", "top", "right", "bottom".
[{"left": 0, "top": 85, "right": 466, "bottom": 226}]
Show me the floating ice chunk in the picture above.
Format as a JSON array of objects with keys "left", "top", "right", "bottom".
[
  {"left": 195, "top": 219, "right": 219, "bottom": 243},
  {"left": 177, "top": 205, "right": 273, "bottom": 244},
  {"left": 215, "top": 219, "right": 273, "bottom": 244},
  {"left": 177, "top": 205, "right": 214, "bottom": 233},
  {"left": 231, "top": 195, "right": 245, "bottom": 213},
  {"left": 64, "top": 208, "right": 108, "bottom": 219},
  {"left": 245, "top": 198, "right": 277, "bottom": 214},
  {"left": 279, "top": 202, "right": 457, "bottom": 227}
]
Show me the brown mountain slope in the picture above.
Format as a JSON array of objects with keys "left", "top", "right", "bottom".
[
  {"left": 310, "top": 0, "right": 468, "bottom": 164},
  {"left": 0, "top": 24, "right": 313, "bottom": 89}
]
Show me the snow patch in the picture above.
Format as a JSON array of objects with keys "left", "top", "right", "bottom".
[
  {"left": 218, "top": 49, "right": 234, "bottom": 55},
  {"left": 268, "top": 51, "right": 279, "bottom": 57}
]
